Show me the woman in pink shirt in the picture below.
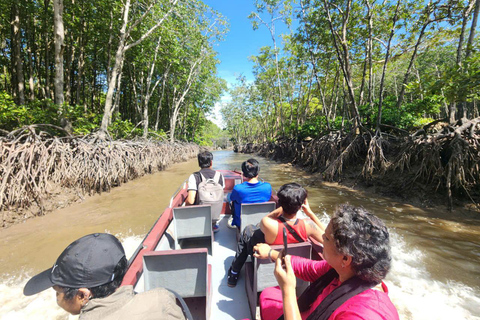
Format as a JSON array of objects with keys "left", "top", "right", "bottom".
[{"left": 254, "top": 204, "right": 399, "bottom": 320}]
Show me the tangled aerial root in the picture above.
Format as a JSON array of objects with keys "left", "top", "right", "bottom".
[
  {"left": 240, "top": 117, "right": 480, "bottom": 210},
  {"left": 0, "top": 125, "right": 199, "bottom": 226}
]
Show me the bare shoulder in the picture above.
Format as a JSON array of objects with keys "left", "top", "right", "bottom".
[
  {"left": 261, "top": 216, "right": 278, "bottom": 239},
  {"left": 304, "top": 219, "right": 319, "bottom": 230},
  {"left": 261, "top": 215, "right": 277, "bottom": 229}
]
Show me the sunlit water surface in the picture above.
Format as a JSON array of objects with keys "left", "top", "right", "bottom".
[{"left": 1, "top": 151, "right": 479, "bottom": 319}]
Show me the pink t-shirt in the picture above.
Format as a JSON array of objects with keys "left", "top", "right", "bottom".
[{"left": 260, "top": 256, "right": 399, "bottom": 320}]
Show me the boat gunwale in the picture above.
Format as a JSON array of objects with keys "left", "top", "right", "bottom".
[{"left": 122, "top": 170, "right": 243, "bottom": 287}]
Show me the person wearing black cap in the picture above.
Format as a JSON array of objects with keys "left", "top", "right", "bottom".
[{"left": 24, "top": 233, "right": 185, "bottom": 320}]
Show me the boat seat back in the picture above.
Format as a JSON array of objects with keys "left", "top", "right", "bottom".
[
  {"left": 240, "top": 201, "right": 276, "bottom": 232},
  {"left": 173, "top": 205, "right": 212, "bottom": 239},
  {"left": 245, "top": 241, "right": 312, "bottom": 320},
  {"left": 143, "top": 248, "right": 209, "bottom": 298},
  {"left": 236, "top": 201, "right": 276, "bottom": 242},
  {"left": 173, "top": 205, "right": 213, "bottom": 254}
]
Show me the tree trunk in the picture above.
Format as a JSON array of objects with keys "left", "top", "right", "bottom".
[
  {"left": 53, "top": 0, "right": 64, "bottom": 106},
  {"left": 154, "top": 65, "right": 170, "bottom": 131},
  {"left": 461, "top": 0, "right": 480, "bottom": 119},
  {"left": 64, "top": 35, "right": 74, "bottom": 105},
  {"left": 44, "top": 0, "right": 51, "bottom": 100},
  {"left": 27, "top": 9, "right": 36, "bottom": 101},
  {"left": 76, "top": 34, "right": 85, "bottom": 105},
  {"left": 100, "top": 0, "right": 178, "bottom": 135},
  {"left": 452, "top": 0, "right": 476, "bottom": 122},
  {"left": 90, "top": 40, "right": 97, "bottom": 111},
  {"left": 376, "top": 0, "right": 401, "bottom": 134},
  {"left": 169, "top": 54, "right": 202, "bottom": 142},
  {"left": 113, "top": 59, "right": 125, "bottom": 116},
  {"left": 465, "top": 0, "right": 479, "bottom": 62},
  {"left": 12, "top": 3, "right": 25, "bottom": 105},
  {"left": 359, "top": 0, "right": 373, "bottom": 108},
  {"left": 323, "top": 0, "right": 361, "bottom": 128},
  {"left": 396, "top": 22, "right": 428, "bottom": 112},
  {"left": 142, "top": 36, "right": 162, "bottom": 138},
  {"left": 106, "top": 10, "right": 114, "bottom": 85},
  {"left": 100, "top": 0, "right": 130, "bottom": 134}
]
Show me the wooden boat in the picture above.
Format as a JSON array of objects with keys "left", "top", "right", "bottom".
[{"left": 121, "top": 170, "right": 324, "bottom": 320}]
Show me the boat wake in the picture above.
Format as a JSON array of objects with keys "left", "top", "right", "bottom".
[
  {"left": 387, "top": 233, "right": 480, "bottom": 320},
  {"left": 0, "top": 234, "right": 143, "bottom": 320},
  {"left": 1, "top": 231, "right": 479, "bottom": 319}
]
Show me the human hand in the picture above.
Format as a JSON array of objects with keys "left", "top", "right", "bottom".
[
  {"left": 253, "top": 243, "right": 272, "bottom": 260},
  {"left": 274, "top": 254, "right": 296, "bottom": 291},
  {"left": 269, "top": 207, "right": 283, "bottom": 218},
  {"left": 301, "top": 198, "right": 315, "bottom": 218}
]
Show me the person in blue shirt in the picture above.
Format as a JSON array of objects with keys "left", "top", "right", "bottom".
[{"left": 229, "top": 158, "right": 272, "bottom": 229}]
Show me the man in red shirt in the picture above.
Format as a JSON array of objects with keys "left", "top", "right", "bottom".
[{"left": 227, "top": 183, "right": 326, "bottom": 287}]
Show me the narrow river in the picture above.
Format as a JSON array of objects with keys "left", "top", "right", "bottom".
[{"left": 1, "top": 151, "right": 479, "bottom": 319}]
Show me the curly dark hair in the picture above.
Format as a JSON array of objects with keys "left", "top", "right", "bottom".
[
  {"left": 62, "top": 256, "right": 128, "bottom": 300},
  {"left": 330, "top": 204, "right": 391, "bottom": 283}
]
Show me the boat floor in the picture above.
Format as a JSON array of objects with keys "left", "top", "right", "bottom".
[
  {"left": 137, "top": 213, "right": 259, "bottom": 319},
  {"left": 210, "top": 214, "right": 255, "bottom": 320}
]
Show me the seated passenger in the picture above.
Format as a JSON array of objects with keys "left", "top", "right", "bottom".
[
  {"left": 226, "top": 183, "right": 326, "bottom": 287},
  {"left": 186, "top": 151, "right": 225, "bottom": 232},
  {"left": 228, "top": 158, "right": 272, "bottom": 229},
  {"left": 23, "top": 233, "right": 185, "bottom": 320},
  {"left": 254, "top": 204, "right": 400, "bottom": 320}
]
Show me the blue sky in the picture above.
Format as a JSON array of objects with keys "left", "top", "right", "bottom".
[{"left": 202, "top": 1, "right": 291, "bottom": 128}]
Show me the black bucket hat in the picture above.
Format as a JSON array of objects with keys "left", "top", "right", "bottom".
[{"left": 23, "top": 233, "right": 125, "bottom": 296}]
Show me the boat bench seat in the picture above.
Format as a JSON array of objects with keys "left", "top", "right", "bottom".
[
  {"left": 245, "top": 241, "right": 312, "bottom": 320},
  {"left": 173, "top": 205, "right": 213, "bottom": 255},
  {"left": 143, "top": 248, "right": 212, "bottom": 320},
  {"left": 237, "top": 201, "right": 277, "bottom": 241}
]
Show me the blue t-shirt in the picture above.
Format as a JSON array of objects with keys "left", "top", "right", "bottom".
[{"left": 230, "top": 181, "right": 272, "bottom": 227}]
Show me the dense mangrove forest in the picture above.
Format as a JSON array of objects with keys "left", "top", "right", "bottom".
[
  {"left": 1, "top": 0, "right": 479, "bottom": 227},
  {"left": 222, "top": 0, "right": 480, "bottom": 211},
  {"left": 0, "top": 0, "right": 229, "bottom": 226}
]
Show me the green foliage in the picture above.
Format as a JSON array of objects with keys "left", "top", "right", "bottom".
[
  {"left": 0, "top": 92, "right": 106, "bottom": 135},
  {"left": 62, "top": 105, "right": 102, "bottom": 135},
  {"left": 0, "top": 92, "right": 30, "bottom": 130},
  {"left": 195, "top": 120, "right": 230, "bottom": 148},
  {"left": 0, "top": 0, "right": 227, "bottom": 143},
  {"left": 108, "top": 118, "right": 140, "bottom": 139},
  {"left": 359, "top": 95, "right": 442, "bottom": 130},
  {"left": 298, "top": 117, "right": 325, "bottom": 138},
  {"left": 0, "top": 93, "right": 58, "bottom": 130}
]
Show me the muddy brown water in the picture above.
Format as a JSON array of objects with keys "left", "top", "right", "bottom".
[{"left": 1, "top": 151, "right": 479, "bottom": 319}]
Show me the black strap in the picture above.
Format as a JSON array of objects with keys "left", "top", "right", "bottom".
[
  {"left": 277, "top": 269, "right": 376, "bottom": 320},
  {"left": 195, "top": 170, "right": 222, "bottom": 185},
  {"left": 166, "top": 288, "right": 194, "bottom": 320},
  {"left": 305, "top": 277, "right": 376, "bottom": 320},
  {"left": 278, "top": 216, "right": 305, "bottom": 243}
]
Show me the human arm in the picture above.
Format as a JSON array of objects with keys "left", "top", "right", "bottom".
[
  {"left": 253, "top": 243, "right": 279, "bottom": 261},
  {"left": 220, "top": 173, "right": 225, "bottom": 187},
  {"left": 254, "top": 244, "right": 331, "bottom": 283},
  {"left": 185, "top": 191, "right": 196, "bottom": 205},
  {"left": 259, "top": 207, "right": 283, "bottom": 243},
  {"left": 274, "top": 255, "right": 302, "bottom": 320},
  {"left": 302, "top": 199, "right": 326, "bottom": 243},
  {"left": 185, "top": 174, "right": 197, "bottom": 205}
]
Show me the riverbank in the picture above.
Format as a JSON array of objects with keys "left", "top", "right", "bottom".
[
  {"left": 0, "top": 131, "right": 200, "bottom": 228},
  {"left": 238, "top": 135, "right": 480, "bottom": 216}
]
